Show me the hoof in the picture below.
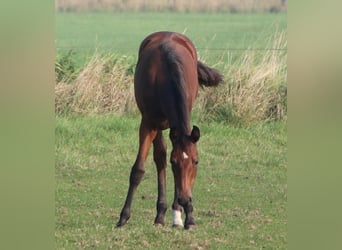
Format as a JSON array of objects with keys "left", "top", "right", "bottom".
[
  {"left": 154, "top": 216, "right": 165, "bottom": 226},
  {"left": 172, "top": 223, "right": 184, "bottom": 228},
  {"left": 184, "top": 223, "right": 196, "bottom": 230},
  {"left": 116, "top": 217, "right": 129, "bottom": 228},
  {"left": 116, "top": 221, "right": 125, "bottom": 228},
  {"left": 154, "top": 222, "right": 164, "bottom": 227}
]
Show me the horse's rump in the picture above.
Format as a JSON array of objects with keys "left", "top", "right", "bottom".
[{"left": 134, "top": 32, "right": 199, "bottom": 133}]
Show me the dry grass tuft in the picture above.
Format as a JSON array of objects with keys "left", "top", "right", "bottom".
[
  {"left": 55, "top": 0, "right": 287, "bottom": 13},
  {"left": 196, "top": 31, "right": 287, "bottom": 124},
  {"left": 55, "top": 53, "right": 136, "bottom": 115}
]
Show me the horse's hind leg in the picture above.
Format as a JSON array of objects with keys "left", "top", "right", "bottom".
[
  {"left": 153, "top": 130, "right": 168, "bottom": 226},
  {"left": 117, "top": 120, "right": 157, "bottom": 227}
]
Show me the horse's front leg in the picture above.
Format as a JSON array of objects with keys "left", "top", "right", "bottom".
[
  {"left": 153, "top": 130, "right": 168, "bottom": 226},
  {"left": 183, "top": 201, "right": 195, "bottom": 230},
  {"left": 172, "top": 195, "right": 195, "bottom": 229},
  {"left": 171, "top": 188, "right": 184, "bottom": 227},
  {"left": 116, "top": 120, "right": 157, "bottom": 227}
]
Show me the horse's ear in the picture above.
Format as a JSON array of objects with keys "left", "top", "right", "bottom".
[
  {"left": 169, "top": 128, "right": 178, "bottom": 142},
  {"left": 190, "top": 126, "right": 200, "bottom": 143}
]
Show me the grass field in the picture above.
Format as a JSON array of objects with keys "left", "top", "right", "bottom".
[
  {"left": 55, "top": 115, "right": 287, "bottom": 249},
  {"left": 55, "top": 12, "right": 286, "bottom": 67}
]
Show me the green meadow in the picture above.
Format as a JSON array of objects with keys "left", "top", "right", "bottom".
[
  {"left": 55, "top": 115, "right": 287, "bottom": 249},
  {"left": 55, "top": 12, "right": 286, "bottom": 67},
  {"left": 55, "top": 11, "right": 287, "bottom": 249}
]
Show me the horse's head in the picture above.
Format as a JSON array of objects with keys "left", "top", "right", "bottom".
[{"left": 169, "top": 126, "right": 200, "bottom": 208}]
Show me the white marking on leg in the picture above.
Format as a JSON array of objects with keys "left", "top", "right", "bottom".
[
  {"left": 172, "top": 210, "right": 183, "bottom": 227},
  {"left": 182, "top": 152, "right": 189, "bottom": 159}
]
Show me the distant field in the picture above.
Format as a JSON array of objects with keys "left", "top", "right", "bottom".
[
  {"left": 55, "top": 115, "right": 287, "bottom": 249},
  {"left": 55, "top": 0, "right": 287, "bottom": 13},
  {"left": 55, "top": 12, "right": 286, "bottom": 67}
]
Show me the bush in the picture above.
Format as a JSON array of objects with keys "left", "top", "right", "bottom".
[{"left": 55, "top": 50, "right": 78, "bottom": 83}]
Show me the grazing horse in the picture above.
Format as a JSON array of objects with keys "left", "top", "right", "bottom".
[{"left": 117, "top": 31, "right": 222, "bottom": 229}]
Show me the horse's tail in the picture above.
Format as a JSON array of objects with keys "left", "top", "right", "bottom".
[
  {"left": 159, "top": 43, "right": 189, "bottom": 133},
  {"left": 197, "top": 61, "right": 223, "bottom": 87}
]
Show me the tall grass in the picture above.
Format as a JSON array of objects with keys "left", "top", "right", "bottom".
[
  {"left": 55, "top": 53, "right": 136, "bottom": 115},
  {"left": 196, "top": 31, "right": 287, "bottom": 124},
  {"left": 55, "top": 32, "right": 287, "bottom": 125},
  {"left": 55, "top": 0, "right": 287, "bottom": 13}
]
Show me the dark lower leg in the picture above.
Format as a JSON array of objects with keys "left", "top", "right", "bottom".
[
  {"left": 153, "top": 131, "right": 168, "bottom": 225},
  {"left": 116, "top": 121, "right": 156, "bottom": 227},
  {"left": 183, "top": 202, "right": 195, "bottom": 229},
  {"left": 154, "top": 170, "right": 167, "bottom": 225},
  {"left": 117, "top": 161, "right": 145, "bottom": 227}
]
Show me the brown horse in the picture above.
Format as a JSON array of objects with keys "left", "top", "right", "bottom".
[{"left": 117, "top": 31, "right": 222, "bottom": 229}]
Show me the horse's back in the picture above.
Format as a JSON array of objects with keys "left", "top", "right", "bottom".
[{"left": 137, "top": 32, "right": 197, "bottom": 60}]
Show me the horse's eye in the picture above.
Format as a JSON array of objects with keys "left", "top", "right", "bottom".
[
  {"left": 170, "top": 159, "right": 177, "bottom": 165},
  {"left": 194, "top": 160, "right": 199, "bottom": 165}
]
